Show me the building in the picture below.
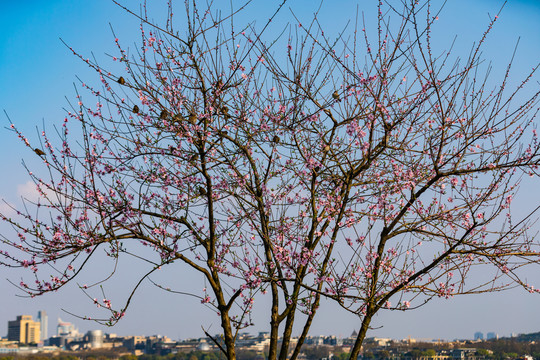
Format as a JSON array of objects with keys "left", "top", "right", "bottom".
[
  {"left": 57, "top": 318, "right": 79, "bottom": 337},
  {"left": 122, "top": 336, "right": 146, "bottom": 353},
  {"left": 7, "top": 315, "right": 41, "bottom": 344},
  {"left": 486, "top": 333, "right": 498, "bottom": 340},
  {"left": 323, "top": 335, "right": 343, "bottom": 346},
  {"left": 37, "top": 311, "right": 48, "bottom": 341},
  {"left": 197, "top": 339, "right": 210, "bottom": 351},
  {"left": 86, "top": 330, "right": 103, "bottom": 348},
  {"left": 474, "top": 332, "right": 484, "bottom": 341}
]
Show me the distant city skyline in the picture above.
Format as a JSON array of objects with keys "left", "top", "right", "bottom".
[
  {"left": 0, "top": 310, "right": 530, "bottom": 343},
  {"left": 1, "top": 0, "right": 539, "bottom": 343},
  {"left": 2, "top": 327, "right": 536, "bottom": 360}
]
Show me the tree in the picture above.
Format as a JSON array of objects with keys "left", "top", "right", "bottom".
[
  {"left": 1, "top": 1, "right": 540, "bottom": 360},
  {"left": 302, "top": 346, "right": 331, "bottom": 360},
  {"left": 376, "top": 350, "right": 392, "bottom": 360},
  {"left": 422, "top": 350, "right": 436, "bottom": 358}
]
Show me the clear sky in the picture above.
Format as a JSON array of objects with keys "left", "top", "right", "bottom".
[{"left": 1, "top": 0, "right": 539, "bottom": 342}]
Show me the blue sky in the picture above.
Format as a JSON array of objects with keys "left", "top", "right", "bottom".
[{"left": 1, "top": 0, "right": 539, "bottom": 341}]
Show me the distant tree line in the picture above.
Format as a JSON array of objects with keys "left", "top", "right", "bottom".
[
  {"left": 478, "top": 338, "right": 540, "bottom": 360},
  {"left": 361, "top": 339, "right": 540, "bottom": 360}
]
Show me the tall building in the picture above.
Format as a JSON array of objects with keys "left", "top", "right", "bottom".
[
  {"left": 487, "top": 332, "right": 498, "bottom": 340},
  {"left": 57, "top": 318, "right": 79, "bottom": 337},
  {"left": 474, "top": 331, "right": 484, "bottom": 340},
  {"left": 37, "top": 311, "right": 48, "bottom": 341},
  {"left": 7, "top": 315, "right": 41, "bottom": 344}
]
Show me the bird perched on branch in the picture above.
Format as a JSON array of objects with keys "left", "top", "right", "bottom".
[
  {"left": 173, "top": 114, "right": 185, "bottom": 123},
  {"left": 117, "top": 77, "right": 126, "bottom": 85},
  {"left": 34, "top": 148, "right": 46, "bottom": 156},
  {"left": 332, "top": 91, "right": 340, "bottom": 100},
  {"left": 132, "top": 105, "right": 140, "bottom": 114}
]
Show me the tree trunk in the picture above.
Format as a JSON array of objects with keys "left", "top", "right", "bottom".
[{"left": 349, "top": 313, "right": 374, "bottom": 360}]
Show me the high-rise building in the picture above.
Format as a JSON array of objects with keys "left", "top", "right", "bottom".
[
  {"left": 37, "top": 310, "right": 48, "bottom": 341},
  {"left": 7, "top": 315, "right": 41, "bottom": 344},
  {"left": 487, "top": 332, "right": 498, "bottom": 340},
  {"left": 474, "top": 332, "right": 484, "bottom": 340},
  {"left": 57, "top": 318, "right": 79, "bottom": 338}
]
